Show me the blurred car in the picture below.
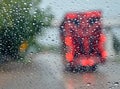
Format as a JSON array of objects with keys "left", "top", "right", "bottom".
[{"left": 60, "top": 10, "right": 107, "bottom": 72}]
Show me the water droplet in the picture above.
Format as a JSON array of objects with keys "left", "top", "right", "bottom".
[
  {"left": 114, "top": 82, "right": 119, "bottom": 86},
  {"left": 87, "top": 82, "right": 91, "bottom": 86},
  {"left": 29, "top": 3, "right": 32, "bottom": 6},
  {"left": 24, "top": 3, "right": 27, "bottom": 5},
  {"left": 109, "top": 86, "right": 113, "bottom": 89}
]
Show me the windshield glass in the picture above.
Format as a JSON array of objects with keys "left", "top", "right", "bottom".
[{"left": 0, "top": 0, "right": 120, "bottom": 89}]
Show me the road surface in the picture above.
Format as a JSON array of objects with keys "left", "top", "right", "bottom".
[{"left": 0, "top": 52, "right": 120, "bottom": 89}]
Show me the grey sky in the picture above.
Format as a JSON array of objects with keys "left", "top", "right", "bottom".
[{"left": 40, "top": 0, "right": 120, "bottom": 19}]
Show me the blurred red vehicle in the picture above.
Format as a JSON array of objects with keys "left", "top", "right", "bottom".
[{"left": 60, "top": 10, "right": 107, "bottom": 71}]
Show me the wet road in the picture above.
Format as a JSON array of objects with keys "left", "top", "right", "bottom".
[{"left": 0, "top": 52, "right": 120, "bottom": 89}]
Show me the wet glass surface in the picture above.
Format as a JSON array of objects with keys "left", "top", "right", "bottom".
[{"left": 0, "top": 0, "right": 120, "bottom": 89}]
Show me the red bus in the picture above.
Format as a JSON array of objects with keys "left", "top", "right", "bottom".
[{"left": 60, "top": 10, "right": 107, "bottom": 72}]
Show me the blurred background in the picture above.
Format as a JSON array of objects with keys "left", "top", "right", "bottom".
[
  {"left": 39, "top": 0, "right": 120, "bottom": 58},
  {"left": 0, "top": 0, "right": 120, "bottom": 61},
  {"left": 0, "top": 0, "right": 120, "bottom": 89}
]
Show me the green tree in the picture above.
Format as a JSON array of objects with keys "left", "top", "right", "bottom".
[
  {"left": 0, "top": 0, "right": 54, "bottom": 62},
  {"left": 113, "top": 34, "right": 120, "bottom": 54}
]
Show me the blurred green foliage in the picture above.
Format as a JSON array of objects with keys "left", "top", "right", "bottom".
[
  {"left": 0, "top": 0, "right": 54, "bottom": 62},
  {"left": 113, "top": 34, "right": 120, "bottom": 54}
]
